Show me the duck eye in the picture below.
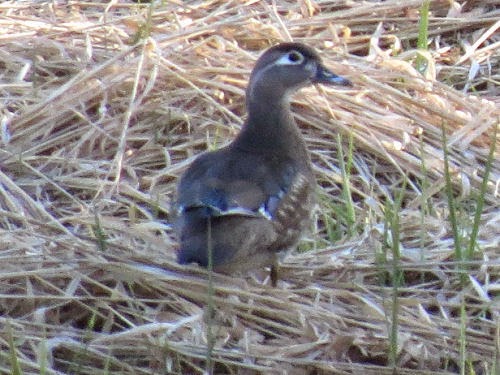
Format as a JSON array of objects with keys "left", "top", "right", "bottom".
[
  {"left": 275, "top": 50, "right": 305, "bottom": 66},
  {"left": 287, "top": 51, "right": 304, "bottom": 64}
]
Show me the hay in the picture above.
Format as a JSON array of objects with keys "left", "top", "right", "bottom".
[{"left": 0, "top": 0, "right": 498, "bottom": 374}]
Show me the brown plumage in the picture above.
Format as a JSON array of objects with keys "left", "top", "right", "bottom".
[{"left": 174, "top": 43, "right": 351, "bottom": 284}]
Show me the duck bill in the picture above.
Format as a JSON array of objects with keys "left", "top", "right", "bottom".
[{"left": 313, "top": 64, "right": 352, "bottom": 86}]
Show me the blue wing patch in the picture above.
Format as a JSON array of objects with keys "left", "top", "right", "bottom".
[{"left": 178, "top": 188, "right": 286, "bottom": 221}]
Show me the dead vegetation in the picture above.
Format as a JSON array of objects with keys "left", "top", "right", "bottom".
[{"left": 0, "top": 1, "right": 498, "bottom": 374}]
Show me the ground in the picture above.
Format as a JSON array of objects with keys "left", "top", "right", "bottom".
[{"left": 0, "top": 1, "right": 498, "bottom": 374}]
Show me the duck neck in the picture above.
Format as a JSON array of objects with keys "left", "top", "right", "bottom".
[{"left": 233, "top": 93, "right": 305, "bottom": 155}]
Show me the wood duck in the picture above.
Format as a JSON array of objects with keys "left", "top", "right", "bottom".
[{"left": 174, "top": 43, "right": 351, "bottom": 284}]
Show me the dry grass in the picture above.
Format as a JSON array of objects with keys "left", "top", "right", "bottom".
[{"left": 0, "top": 1, "right": 498, "bottom": 374}]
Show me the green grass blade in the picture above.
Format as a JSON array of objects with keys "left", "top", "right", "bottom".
[
  {"left": 416, "top": 0, "right": 431, "bottom": 74},
  {"left": 7, "top": 321, "right": 23, "bottom": 375},
  {"left": 337, "top": 133, "right": 356, "bottom": 236},
  {"left": 441, "top": 123, "right": 463, "bottom": 264},
  {"left": 385, "top": 175, "right": 407, "bottom": 367},
  {"left": 206, "top": 217, "right": 215, "bottom": 374},
  {"left": 467, "top": 121, "right": 498, "bottom": 258}
]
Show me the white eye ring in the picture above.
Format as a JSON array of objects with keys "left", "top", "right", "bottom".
[{"left": 276, "top": 50, "right": 305, "bottom": 65}]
